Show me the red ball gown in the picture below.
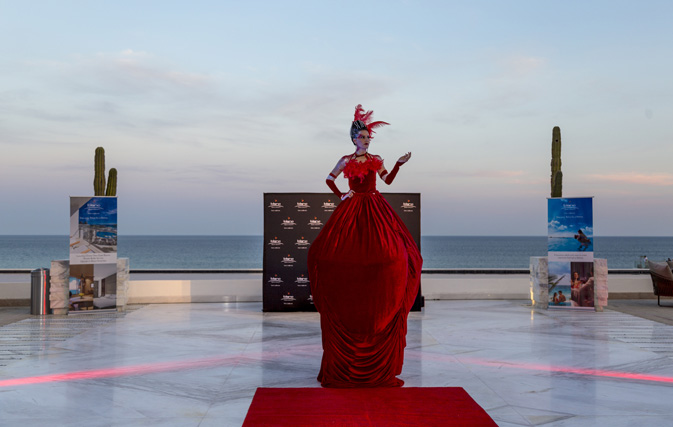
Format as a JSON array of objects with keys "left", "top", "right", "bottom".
[{"left": 308, "top": 155, "right": 422, "bottom": 388}]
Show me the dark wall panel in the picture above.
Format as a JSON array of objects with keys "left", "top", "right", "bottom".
[{"left": 263, "top": 193, "right": 422, "bottom": 312}]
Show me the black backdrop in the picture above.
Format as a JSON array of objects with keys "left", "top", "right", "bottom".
[{"left": 263, "top": 193, "right": 423, "bottom": 312}]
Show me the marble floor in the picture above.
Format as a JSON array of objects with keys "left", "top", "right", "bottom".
[{"left": 2, "top": 301, "right": 673, "bottom": 426}]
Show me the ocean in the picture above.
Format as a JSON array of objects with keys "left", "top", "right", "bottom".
[{"left": 0, "top": 235, "right": 671, "bottom": 270}]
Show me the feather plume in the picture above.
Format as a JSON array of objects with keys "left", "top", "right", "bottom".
[
  {"left": 352, "top": 104, "right": 390, "bottom": 135},
  {"left": 368, "top": 120, "right": 390, "bottom": 132},
  {"left": 353, "top": 104, "right": 366, "bottom": 121}
]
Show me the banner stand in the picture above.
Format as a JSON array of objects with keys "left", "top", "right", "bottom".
[
  {"left": 69, "top": 196, "right": 118, "bottom": 313},
  {"left": 547, "top": 197, "right": 595, "bottom": 310}
]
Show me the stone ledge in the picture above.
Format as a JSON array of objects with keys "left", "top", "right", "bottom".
[{"left": 0, "top": 272, "right": 657, "bottom": 305}]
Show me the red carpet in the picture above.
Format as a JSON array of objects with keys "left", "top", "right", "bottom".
[{"left": 242, "top": 387, "right": 497, "bottom": 426}]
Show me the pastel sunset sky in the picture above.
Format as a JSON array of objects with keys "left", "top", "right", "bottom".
[{"left": 1, "top": 1, "right": 671, "bottom": 235}]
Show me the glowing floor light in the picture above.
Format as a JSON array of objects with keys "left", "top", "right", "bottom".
[{"left": 3, "top": 346, "right": 672, "bottom": 388}]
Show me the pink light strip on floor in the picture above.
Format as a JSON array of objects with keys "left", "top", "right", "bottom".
[
  {"left": 0, "top": 344, "right": 326, "bottom": 388},
  {"left": 463, "top": 357, "right": 673, "bottom": 384},
  {"left": 0, "top": 353, "right": 261, "bottom": 388},
  {"left": 3, "top": 347, "right": 672, "bottom": 388},
  {"left": 407, "top": 351, "right": 673, "bottom": 384}
]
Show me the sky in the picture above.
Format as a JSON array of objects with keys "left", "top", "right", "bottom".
[{"left": 1, "top": 1, "right": 671, "bottom": 236}]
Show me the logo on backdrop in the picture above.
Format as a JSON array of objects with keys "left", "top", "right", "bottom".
[
  {"left": 308, "top": 217, "right": 324, "bottom": 229},
  {"left": 295, "top": 237, "right": 310, "bottom": 249},
  {"left": 268, "top": 275, "right": 283, "bottom": 287},
  {"left": 281, "top": 293, "right": 296, "bottom": 304},
  {"left": 282, "top": 217, "right": 296, "bottom": 229},
  {"left": 268, "top": 237, "right": 283, "bottom": 249},
  {"left": 295, "top": 200, "right": 310, "bottom": 212},
  {"left": 322, "top": 200, "right": 337, "bottom": 212},
  {"left": 295, "top": 274, "right": 309, "bottom": 286},
  {"left": 281, "top": 255, "right": 296, "bottom": 266},
  {"left": 402, "top": 200, "right": 417, "bottom": 212},
  {"left": 268, "top": 199, "right": 284, "bottom": 212}
]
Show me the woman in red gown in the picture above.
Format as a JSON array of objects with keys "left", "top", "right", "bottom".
[{"left": 308, "top": 105, "right": 422, "bottom": 388}]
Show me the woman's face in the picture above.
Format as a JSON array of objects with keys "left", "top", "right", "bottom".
[
  {"left": 353, "top": 130, "right": 371, "bottom": 151},
  {"left": 574, "top": 272, "right": 579, "bottom": 279}
]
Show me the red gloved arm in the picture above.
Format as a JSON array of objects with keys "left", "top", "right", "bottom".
[
  {"left": 326, "top": 174, "right": 343, "bottom": 198},
  {"left": 382, "top": 161, "right": 403, "bottom": 185}
]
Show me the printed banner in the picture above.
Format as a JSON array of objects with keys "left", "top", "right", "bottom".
[
  {"left": 70, "top": 197, "right": 118, "bottom": 265},
  {"left": 263, "top": 193, "right": 422, "bottom": 312},
  {"left": 547, "top": 197, "right": 594, "bottom": 309},
  {"left": 69, "top": 196, "right": 118, "bottom": 312}
]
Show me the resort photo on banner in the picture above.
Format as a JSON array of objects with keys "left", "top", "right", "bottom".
[
  {"left": 70, "top": 196, "right": 118, "bottom": 265},
  {"left": 547, "top": 197, "right": 594, "bottom": 309},
  {"left": 570, "top": 261, "right": 595, "bottom": 308},
  {"left": 547, "top": 197, "right": 593, "bottom": 262},
  {"left": 68, "top": 263, "right": 118, "bottom": 312}
]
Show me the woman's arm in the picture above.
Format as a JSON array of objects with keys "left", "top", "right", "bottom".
[
  {"left": 379, "top": 152, "right": 411, "bottom": 185},
  {"left": 326, "top": 156, "right": 350, "bottom": 199}
]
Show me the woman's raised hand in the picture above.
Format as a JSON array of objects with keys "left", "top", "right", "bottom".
[{"left": 398, "top": 152, "right": 412, "bottom": 164}]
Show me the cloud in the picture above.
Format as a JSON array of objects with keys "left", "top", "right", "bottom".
[
  {"left": 24, "top": 50, "right": 215, "bottom": 95},
  {"left": 587, "top": 172, "right": 673, "bottom": 186},
  {"left": 68, "top": 50, "right": 216, "bottom": 96},
  {"left": 432, "top": 54, "right": 549, "bottom": 125},
  {"left": 270, "top": 66, "right": 393, "bottom": 123},
  {"left": 2, "top": 50, "right": 223, "bottom": 138},
  {"left": 503, "top": 55, "right": 546, "bottom": 77},
  {"left": 439, "top": 170, "right": 525, "bottom": 179}
]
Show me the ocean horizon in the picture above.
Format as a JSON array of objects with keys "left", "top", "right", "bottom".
[{"left": 1, "top": 235, "right": 671, "bottom": 270}]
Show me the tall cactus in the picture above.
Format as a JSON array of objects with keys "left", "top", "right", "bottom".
[
  {"left": 93, "top": 147, "right": 117, "bottom": 196},
  {"left": 550, "top": 126, "right": 563, "bottom": 198},
  {"left": 94, "top": 147, "right": 106, "bottom": 196},
  {"left": 105, "top": 168, "right": 117, "bottom": 196}
]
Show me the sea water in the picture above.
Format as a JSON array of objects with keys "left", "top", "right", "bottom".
[
  {"left": 547, "top": 236, "right": 593, "bottom": 253},
  {"left": 0, "top": 235, "right": 671, "bottom": 270}
]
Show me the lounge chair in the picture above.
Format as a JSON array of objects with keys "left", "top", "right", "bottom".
[{"left": 647, "top": 260, "right": 673, "bottom": 307}]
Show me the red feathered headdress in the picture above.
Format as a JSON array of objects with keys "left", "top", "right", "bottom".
[{"left": 351, "top": 104, "right": 389, "bottom": 139}]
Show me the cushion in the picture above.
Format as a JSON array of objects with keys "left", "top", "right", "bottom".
[{"left": 648, "top": 260, "right": 673, "bottom": 280}]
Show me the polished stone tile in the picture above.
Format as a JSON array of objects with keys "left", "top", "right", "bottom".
[{"left": 2, "top": 301, "right": 673, "bottom": 426}]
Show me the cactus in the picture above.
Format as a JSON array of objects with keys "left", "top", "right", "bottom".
[
  {"left": 550, "top": 126, "right": 562, "bottom": 198},
  {"left": 93, "top": 147, "right": 117, "bottom": 196},
  {"left": 94, "top": 147, "right": 106, "bottom": 196},
  {"left": 105, "top": 168, "right": 117, "bottom": 196}
]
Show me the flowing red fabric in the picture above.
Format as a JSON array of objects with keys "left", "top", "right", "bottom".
[{"left": 308, "top": 158, "right": 422, "bottom": 388}]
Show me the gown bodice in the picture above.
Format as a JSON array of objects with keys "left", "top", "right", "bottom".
[
  {"left": 343, "top": 155, "right": 382, "bottom": 193},
  {"left": 348, "top": 170, "right": 377, "bottom": 193}
]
